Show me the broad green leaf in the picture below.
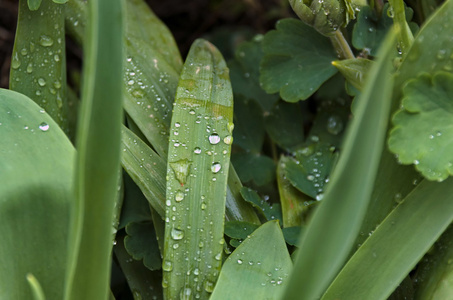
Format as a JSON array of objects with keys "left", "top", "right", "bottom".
[
  {"left": 232, "top": 153, "right": 276, "bottom": 186},
  {"left": 264, "top": 101, "right": 305, "bottom": 152},
  {"left": 114, "top": 232, "right": 163, "bottom": 300},
  {"left": 260, "top": 18, "right": 338, "bottom": 102},
  {"left": 232, "top": 95, "right": 265, "bottom": 153},
  {"left": 277, "top": 156, "right": 310, "bottom": 228},
  {"left": 228, "top": 36, "right": 279, "bottom": 112},
  {"left": 64, "top": 0, "right": 123, "bottom": 299},
  {"left": 285, "top": 143, "right": 338, "bottom": 200},
  {"left": 162, "top": 39, "right": 233, "bottom": 299},
  {"left": 0, "top": 89, "right": 74, "bottom": 300},
  {"left": 224, "top": 221, "right": 260, "bottom": 240},
  {"left": 241, "top": 187, "right": 282, "bottom": 222},
  {"left": 11, "top": 0, "right": 68, "bottom": 133},
  {"left": 211, "top": 221, "right": 292, "bottom": 300},
  {"left": 332, "top": 58, "right": 374, "bottom": 90},
  {"left": 414, "top": 225, "right": 453, "bottom": 300},
  {"left": 282, "top": 227, "right": 303, "bottom": 246},
  {"left": 124, "top": 222, "right": 162, "bottom": 271},
  {"left": 388, "top": 72, "right": 453, "bottom": 181},
  {"left": 281, "top": 30, "right": 396, "bottom": 300},
  {"left": 121, "top": 126, "right": 167, "bottom": 217},
  {"left": 322, "top": 178, "right": 453, "bottom": 300}
]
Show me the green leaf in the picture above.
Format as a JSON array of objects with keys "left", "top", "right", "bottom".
[
  {"left": 124, "top": 222, "right": 162, "bottom": 271},
  {"left": 241, "top": 187, "right": 283, "bottom": 222},
  {"left": 224, "top": 221, "right": 260, "bottom": 240},
  {"left": 11, "top": 0, "right": 68, "bottom": 133},
  {"left": 162, "top": 39, "right": 233, "bottom": 299},
  {"left": 281, "top": 30, "right": 396, "bottom": 300},
  {"left": 260, "top": 18, "right": 338, "bottom": 102},
  {"left": 332, "top": 58, "right": 374, "bottom": 91},
  {"left": 414, "top": 225, "right": 453, "bottom": 300},
  {"left": 232, "top": 153, "right": 276, "bottom": 186},
  {"left": 322, "top": 179, "right": 453, "bottom": 300},
  {"left": 282, "top": 227, "right": 303, "bottom": 246},
  {"left": 0, "top": 89, "right": 74, "bottom": 300},
  {"left": 232, "top": 95, "right": 265, "bottom": 153},
  {"left": 264, "top": 101, "right": 305, "bottom": 152},
  {"left": 26, "top": 274, "right": 46, "bottom": 300},
  {"left": 64, "top": 0, "right": 124, "bottom": 299},
  {"left": 284, "top": 143, "right": 338, "bottom": 200},
  {"left": 114, "top": 232, "right": 163, "bottom": 300},
  {"left": 121, "top": 126, "right": 167, "bottom": 217},
  {"left": 228, "top": 36, "right": 279, "bottom": 112},
  {"left": 277, "top": 156, "right": 311, "bottom": 228},
  {"left": 388, "top": 72, "right": 453, "bottom": 181},
  {"left": 352, "top": 4, "right": 417, "bottom": 56},
  {"left": 211, "top": 221, "right": 293, "bottom": 300}
]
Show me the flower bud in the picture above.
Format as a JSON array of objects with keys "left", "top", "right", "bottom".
[{"left": 289, "top": 0, "right": 349, "bottom": 36}]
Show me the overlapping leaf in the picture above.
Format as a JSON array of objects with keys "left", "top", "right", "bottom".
[
  {"left": 260, "top": 18, "right": 338, "bottom": 102},
  {"left": 389, "top": 72, "right": 453, "bottom": 181}
]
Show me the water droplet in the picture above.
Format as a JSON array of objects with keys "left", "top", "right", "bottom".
[
  {"left": 215, "top": 253, "right": 222, "bottom": 261},
  {"left": 26, "top": 63, "right": 33, "bottom": 73},
  {"left": 194, "top": 147, "right": 201, "bottom": 154},
  {"left": 38, "top": 78, "right": 46, "bottom": 86},
  {"left": 11, "top": 53, "right": 20, "bottom": 69},
  {"left": 223, "top": 135, "right": 233, "bottom": 145},
  {"left": 20, "top": 48, "right": 28, "bottom": 56},
  {"left": 316, "top": 193, "right": 324, "bottom": 201},
  {"left": 175, "top": 191, "right": 184, "bottom": 202},
  {"left": 166, "top": 200, "right": 171, "bottom": 207},
  {"left": 208, "top": 133, "right": 221, "bottom": 144},
  {"left": 387, "top": 6, "right": 394, "bottom": 18},
  {"left": 204, "top": 280, "right": 215, "bottom": 293},
  {"left": 180, "top": 287, "right": 192, "bottom": 300},
  {"left": 437, "top": 49, "right": 447, "bottom": 60},
  {"left": 39, "top": 122, "right": 49, "bottom": 132},
  {"left": 237, "top": 259, "right": 243, "bottom": 264},
  {"left": 414, "top": 160, "right": 420, "bottom": 165},
  {"left": 172, "top": 243, "right": 179, "bottom": 249},
  {"left": 54, "top": 54, "right": 60, "bottom": 62},
  {"left": 201, "top": 202, "right": 207, "bottom": 210},
  {"left": 162, "top": 259, "right": 173, "bottom": 271},
  {"left": 326, "top": 115, "right": 344, "bottom": 135},
  {"left": 171, "top": 227, "right": 185, "bottom": 240},
  {"left": 54, "top": 80, "right": 61, "bottom": 89},
  {"left": 394, "top": 193, "right": 403, "bottom": 203},
  {"left": 211, "top": 162, "right": 221, "bottom": 173},
  {"left": 310, "top": 135, "right": 319, "bottom": 142},
  {"left": 307, "top": 175, "right": 315, "bottom": 181},
  {"left": 39, "top": 35, "right": 54, "bottom": 47},
  {"left": 170, "top": 159, "right": 191, "bottom": 185},
  {"left": 194, "top": 268, "right": 199, "bottom": 275}
]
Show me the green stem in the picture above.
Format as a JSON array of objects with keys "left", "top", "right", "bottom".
[
  {"left": 330, "top": 30, "right": 355, "bottom": 60},
  {"left": 389, "top": 0, "right": 414, "bottom": 56}
]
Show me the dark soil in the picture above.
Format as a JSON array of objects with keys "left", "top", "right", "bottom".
[{"left": 0, "top": 0, "right": 293, "bottom": 89}]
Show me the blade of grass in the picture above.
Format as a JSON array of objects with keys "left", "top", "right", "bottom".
[
  {"left": 322, "top": 178, "right": 453, "bottom": 299},
  {"left": 281, "top": 30, "right": 397, "bottom": 300},
  {"left": 64, "top": 0, "right": 124, "bottom": 299},
  {"left": 10, "top": 0, "right": 68, "bottom": 133},
  {"left": 162, "top": 39, "right": 234, "bottom": 299},
  {"left": 0, "top": 89, "right": 74, "bottom": 300}
]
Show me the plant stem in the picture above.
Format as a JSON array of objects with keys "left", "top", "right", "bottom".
[
  {"left": 389, "top": 0, "right": 414, "bottom": 56},
  {"left": 330, "top": 30, "right": 355, "bottom": 60}
]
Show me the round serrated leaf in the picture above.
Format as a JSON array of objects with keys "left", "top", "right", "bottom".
[
  {"left": 260, "top": 19, "right": 338, "bottom": 102},
  {"left": 388, "top": 72, "right": 453, "bottom": 181},
  {"left": 124, "top": 222, "right": 162, "bottom": 271}
]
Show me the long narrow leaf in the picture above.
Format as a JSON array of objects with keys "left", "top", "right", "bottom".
[
  {"left": 64, "top": 0, "right": 124, "bottom": 299},
  {"left": 10, "top": 0, "right": 68, "bottom": 133},
  {"left": 281, "top": 31, "right": 397, "bottom": 300},
  {"left": 322, "top": 179, "right": 453, "bottom": 299},
  {"left": 163, "top": 39, "right": 234, "bottom": 299}
]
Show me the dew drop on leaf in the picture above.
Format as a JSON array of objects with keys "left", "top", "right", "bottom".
[
  {"left": 175, "top": 191, "right": 184, "bottom": 202},
  {"left": 208, "top": 133, "right": 221, "bottom": 144},
  {"left": 204, "top": 280, "right": 215, "bottom": 293},
  {"left": 39, "top": 122, "right": 49, "bottom": 132},
  {"left": 162, "top": 260, "right": 173, "bottom": 271},
  {"left": 211, "top": 162, "right": 221, "bottom": 173},
  {"left": 223, "top": 135, "right": 233, "bottom": 145},
  {"left": 39, "top": 35, "right": 54, "bottom": 47},
  {"left": 171, "top": 227, "right": 185, "bottom": 240},
  {"left": 194, "top": 147, "right": 202, "bottom": 154}
]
